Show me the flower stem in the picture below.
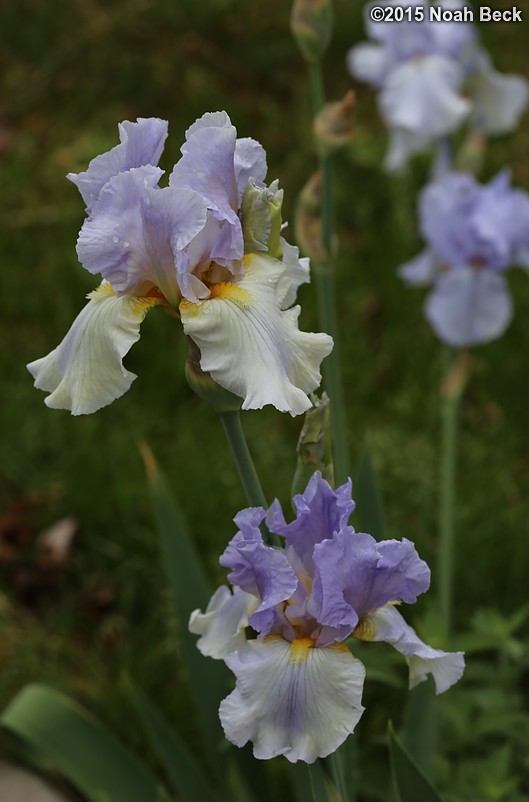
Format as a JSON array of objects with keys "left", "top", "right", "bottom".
[
  {"left": 219, "top": 411, "right": 268, "bottom": 509},
  {"left": 307, "top": 60, "right": 350, "bottom": 486},
  {"left": 438, "top": 349, "right": 466, "bottom": 638}
]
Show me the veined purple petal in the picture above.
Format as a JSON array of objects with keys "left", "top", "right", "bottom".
[
  {"left": 311, "top": 531, "right": 430, "bottom": 645},
  {"left": 68, "top": 118, "right": 168, "bottom": 213},
  {"left": 170, "top": 112, "right": 244, "bottom": 269},
  {"left": 266, "top": 472, "right": 355, "bottom": 579},
  {"left": 220, "top": 507, "right": 298, "bottom": 635},
  {"left": 76, "top": 166, "right": 208, "bottom": 305}
]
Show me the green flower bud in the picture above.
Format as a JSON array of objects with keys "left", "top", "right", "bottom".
[
  {"left": 241, "top": 178, "right": 284, "bottom": 260},
  {"left": 185, "top": 338, "right": 241, "bottom": 414},
  {"left": 291, "top": 0, "right": 333, "bottom": 63},
  {"left": 291, "top": 392, "right": 334, "bottom": 496},
  {"left": 314, "top": 90, "right": 356, "bottom": 154}
]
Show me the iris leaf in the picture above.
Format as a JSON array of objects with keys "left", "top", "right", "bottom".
[
  {"left": 388, "top": 721, "right": 444, "bottom": 802},
  {"left": 0, "top": 684, "right": 171, "bottom": 802}
]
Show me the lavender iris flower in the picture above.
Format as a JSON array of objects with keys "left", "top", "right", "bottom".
[
  {"left": 189, "top": 472, "right": 464, "bottom": 763},
  {"left": 347, "top": 0, "right": 528, "bottom": 170},
  {"left": 400, "top": 170, "right": 529, "bottom": 346},
  {"left": 28, "top": 113, "right": 332, "bottom": 415}
]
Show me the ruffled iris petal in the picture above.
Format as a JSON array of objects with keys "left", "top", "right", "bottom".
[
  {"left": 362, "top": 605, "right": 465, "bottom": 694},
  {"left": 76, "top": 166, "right": 209, "bottom": 305},
  {"left": 220, "top": 637, "right": 365, "bottom": 763},
  {"left": 170, "top": 111, "right": 243, "bottom": 270},
  {"left": 234, "top": 137, "right": 268, "bottom": 198},
  {"left": 425, "top": 267, "right": 512, "bottom": 347},
  {"left": 68, "top": 117, "right": 168, "bottom": 212},
  {"left": 277, "top": 238, "right": 310, "bottom": 309},
  {"left": 180, "top": 253, "right": 333, "bottom": 416},
  {"left": 311, "top": 531, "right": 431, "bottom": 645},
  {"left": 189, "top": 585, "right": 255, "bottom": 659},
  {"left": 27, "top": 284, "right": 160, "bottom": 415},
  {"left": 267, "top": 472, "right": 355, "bottom": 579},
  {"left": 220, "top": 508, "right": 298, "bottom": 635}
]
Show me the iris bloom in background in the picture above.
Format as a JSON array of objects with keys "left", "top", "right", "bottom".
[
  {"left": 347, "top": 0, "right": 529, "bottom": 170},
  {"left": 400, "top": 170, "right": 529, "bottom": 346},
  {"left": 190, "top": 472, "right": 464, "bottom": 763},
  {"left": 28, "top": 113, "right": 332, "bottom": 415}
]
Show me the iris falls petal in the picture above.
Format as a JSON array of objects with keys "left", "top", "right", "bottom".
[
  {"left": 180, "top": 254, "right": 333, "bottom": 416},
  {"left": 27, "top": 284, "right": 160, "bottom": 415},
  {"left": 220, "top": 637, "right": 365, "bottom": 763}
]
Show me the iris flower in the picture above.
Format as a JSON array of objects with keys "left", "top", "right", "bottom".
[
  {"left": 28, "top": 113, "right": 332, "bottom": 415},
  {"left": 190, "top": 472, "right": 464, "bottom": 763},
  {"left": 347, "top": 0, "right": 528, "bottom": 170},
  {"left": 400, "top": 170, "right": 529, "bottom": 346}
]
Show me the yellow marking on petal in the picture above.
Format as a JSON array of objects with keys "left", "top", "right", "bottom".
[
  {"left": 129, "top": 295, "right": 162, "bottom": 318},
  {"left": 209, "top": 282, "right": 253, "bottom": 307},
  {"left": 329, "top": 642, "right": 350, "bottom": 654},
  {"left": 86, "top": 283, "right": 161, "bottom": 319},
  {"left": 88, "top": 283, "right": 117, "bottom": 300},
  {"left": 290, "top": 637, "right": 316, "bottom": 664},
  {"left": 353, "top": 616, "right": 376, "bottom": 642}
]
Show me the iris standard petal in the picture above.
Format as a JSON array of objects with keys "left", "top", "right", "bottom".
[
  {"left": 267, "top": 472, "right": 355, "bottom": 579},
  {"left": 234, "top": 137, "right": 268, "bottom": 198},
  {"left": 311, "top": 531, "right": 430, "bottom": 645},
  {"left": 359, "top": 605, "right": 465, "bottom": 694},
  {"left": 180, "top": 253, "right": 333, "bottom": 416},
  {"left": 27, "top": 284, "right": 160, "bottom": 415},
  {"left": 425, "top": 267, "right": 513, "bottom": 347},
  {"left": 419, "top": 172, "right": 481, "bottom": 267},
  {"left": 220, "top": 637, "right": 365, "bottom": 763},
  {"left": 189, "top": 585, "right": 256, "bottom": 659},
  {"left": 67, "top": 117, "right": 168, "bottom": 213},
  {"left": 76, "top": 166, "right": 209, "bottom": 305}
]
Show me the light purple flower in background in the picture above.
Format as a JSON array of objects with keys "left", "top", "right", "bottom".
[
  {"left": 189, "top": 472, "right": 464, "bottom": 763},
  {"left": 28, "top": 113, "right": 332, "bottom": 416},
  {"left": 400, "top": 170, "right": 529, "bottom": 346},
  {"left": 347, "top": 0, "right": 529, "bottom": 170}
]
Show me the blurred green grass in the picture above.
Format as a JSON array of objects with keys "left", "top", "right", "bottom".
[{"left": 1, "top": 0, "right": 529, "bottom": 796}]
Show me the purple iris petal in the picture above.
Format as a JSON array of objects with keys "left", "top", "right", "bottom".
[
  {"left": 420, "top": 172, "right": 529, "bottom": 271},
  {"left": 220, "top": 507, "right": 298, "bottom": 635},
  {"left": 425, "top": 267, "right": 512, "bottom": 347},
  {"left": 68, "top": 118, "right": 168, "bottom": 213},
  {"left": 170, "top": 112, "right": 243, "bottom": 269},
  {"left": 311, "top": 530, "right": 430, "bottom": 645},
  {"left": 76, "top": 166, "right": 208, "bottom": 305},
  {"left": 234, "top": 137, "right": 268, "bottom": 197},
  {"left": 266, "top": 472, "right": 355, "bottom": 578}
]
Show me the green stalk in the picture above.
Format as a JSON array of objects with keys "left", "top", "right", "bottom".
[
  {"left": 437, "top": 348, "right": 465, "bottom": 639},
  {"left": 307, "top": 60, "right": 350, "bottom": 486},
  {"left": 219, "top": 411, "right": 268, "bottom": 509}
]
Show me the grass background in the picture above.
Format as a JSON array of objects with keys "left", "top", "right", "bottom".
[{"left": 1, "top": 0, "right": 529, "bottom": 798}]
